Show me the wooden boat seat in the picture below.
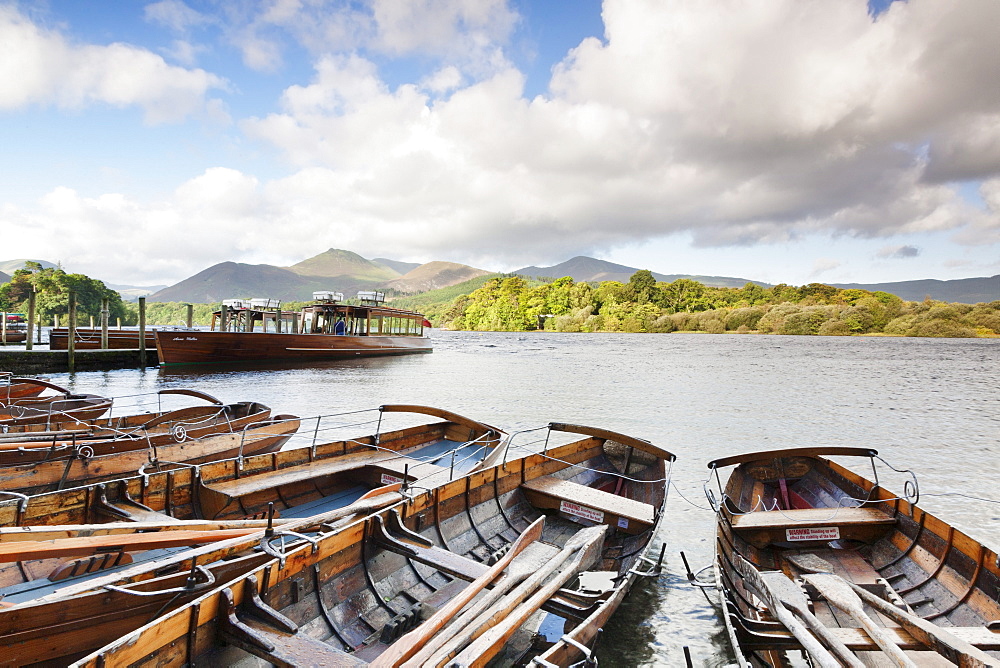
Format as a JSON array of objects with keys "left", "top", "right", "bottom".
[
  {"left": 201, "top": 450, "right": 399, "bottom": 500},
  {"left": 521, "top": 477, "right": 654, "bottom": 535},
  {"left": 730, "top": 507, "right": 895, "bottom": 547}
]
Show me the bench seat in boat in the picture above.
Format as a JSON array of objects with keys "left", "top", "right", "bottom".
[
  {"left": 730, "top": 507, "right": 895, "bottom": 547},
  {"left": 521, "top": 478, "right": 655, "bottom": 535}
]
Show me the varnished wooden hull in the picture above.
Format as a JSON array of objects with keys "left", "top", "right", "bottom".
[
  {"left": 0, "top": 380, "right": 47, "bottom": 401},
  {"left": 74, "top": 424, "right": 674, "bottom": 667},
  {"left": 0, "top": 406, "right": 504, "bottom": 666},
  {"left": 0, "top": 400, "right": 273, "bottom": 466},
  {"left": 49, "top": 328, "right": 156, "bottom": 350},
  {"left": 710, "top": 448, "right": 1000, "bottom": 667},
  {"left": 0, "top": 415, "right": 300, "bottom": 496},
  {"left": 154, "top": 330, "right": 432, "bottom": 365},
  {"left": 0, "top": 394, "right": 112, "bottom": 428}
]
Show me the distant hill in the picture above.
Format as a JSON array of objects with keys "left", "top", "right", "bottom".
[
  {"left": 106, "top": 283, "right": 169, "bottom": 302},
  {"left": 513, "top": 256, "right": 765, "bottom": 288},
  {"left": 287, "top": 248, "right": 397, "bottom": 282},
  {"left": 149, "top": 262, "right": 342, "bottom": 302},
  {"left": 385, "top": 261, "right": 492, "bottom": 294},
  {"left": 0, "top": 259, "right": 57, "bottom": 273},
  {"left": 832, "top": 275, "right": 999, "bottom": 304},
  {"left": 373, "top": 258, "right": 421, "bottom": 275},
  {"left": 0, "top": 271, "right": 9, "bottom": 284}
]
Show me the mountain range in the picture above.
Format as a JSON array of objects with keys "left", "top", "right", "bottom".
[
  {"left": 1, "top": 253, "right": 996, "bottom": 304},
  {"left": 512, "top": 256, "right": 764, "bottom": 288},
  {"left": 147, "top": 249, "right": 491, "bottom": 303}
]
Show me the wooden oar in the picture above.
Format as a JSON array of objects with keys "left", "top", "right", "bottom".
[
  {"left": 804, "top": 574, "right": 918, "bottom": 668},
  {"left": 36, "top": 484, "right": 405, "bottom": 603},
  {"left": 399, "top": 532, "right": 551, "bottom": 667},
  {"left": 731, "top": 553, "right": 842, "bottom": 668},
  {"left": 759, "top": 571, "right": 865, "bottom": 668},
  {"left": 420, "top": 525, "right": 608, "bottom": 668},
  {"left": 810, "top": 574, "right": 998, "bottom": 668},
  {"left": 0, "top": 519, "right": 295, "bottom": 543},
  {"left": 446, "top": 526, "right": 607, "bottom": 668},
  {"left": 0, "top": 528, "right": 261, "bottom": 561},
  {"left": 370, "top": 516, "right": 545, "bottom": 668}
]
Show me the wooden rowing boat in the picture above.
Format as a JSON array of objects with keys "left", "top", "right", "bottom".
[
  {"left": 48, "top": 327, "right": 157, "bottom": 351},
  {"left": 708, "top": 447, "right": 1000, "bottom": 667},
  {"left": 0, "top": 394, "right": 275, "bottom": 466},
  {"left": 0, "top": 388, "right": 248, "bottom": 442},
  {"left": 72, "top": 422, "right": 675, "bottom": 667},
  {"left": 0, "top": 376, "right": 48, "bottom": 401},
  {"left": 155, "top": 292, "right": 432, "bottom": 366},
  {"left": 0, "top": 405, "right": 503, "bottom": 665},
  {"left": 0, "top": 413, "right": 299, "bottom": 497},
  {"left": 0, "top": 383, "right": 112, "bottom": 428}
]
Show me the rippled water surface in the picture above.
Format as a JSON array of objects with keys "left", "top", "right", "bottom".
[{"left": 45, "top": 331, "right": 999, "bottom": 666}]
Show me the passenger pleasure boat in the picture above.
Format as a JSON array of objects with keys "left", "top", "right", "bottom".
[
  {"left": 1, "top": 313, "right": 27, "bottom": 344},
  {"left": 154, "top": 292, "right": 432, "bottom": 366},
  {"left": 708, "top": 447, "right": 1000, "bottom": 667}
]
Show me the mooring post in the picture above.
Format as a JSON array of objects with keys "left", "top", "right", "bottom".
[
  {"left": 100, "top": 297, "right": 109, "bottom": 349},
  {"left": 138, "top": 297, "right": 147, "bottom": 368},
  {"left": 26, "top": 290, "right": 36, "bottom": 351},
  {"left": 67, "top": 291, "right": 77, "bottom": 373},
  {"left": 219, "top": 304, "right": 228, "bottom": 332},
  {"left": 292, "top": 313, "right": 299, "bottom": 334},
  {"left": 185, "top": 303, "right": 193, "bottom": 329},
  {"left": 275, "top": 303, "right": 282, "bottom": 333}
]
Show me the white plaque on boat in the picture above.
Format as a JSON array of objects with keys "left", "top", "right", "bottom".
[
  {"left": 560, "top": 500, "right": 604, "bottom": 523},
  {"left": 381, "top": 473, "right": 404, "bottom": 485},
  {"left": 786, "top": 527, "right": 840, "bottom": 542}
]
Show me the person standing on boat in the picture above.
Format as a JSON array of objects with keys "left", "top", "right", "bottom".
[{"left": 334, "top": 317, "right": 347, "bottom": 335}]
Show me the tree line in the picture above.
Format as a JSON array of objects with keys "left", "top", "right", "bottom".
[
  {"left": 428, "top": 271, "right": 1000, "bottom": 338},
  {"left": 3, "top": 265, "right": 996, "bottom": 337}
]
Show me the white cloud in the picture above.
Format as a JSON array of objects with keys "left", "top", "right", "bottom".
[
  {"left": 0, "top": 5, "right": 226, "bottom": 123},
  {"left": 876, "top": 245, "right": 921, "bottom": 259},
  {"left": 144, "top": 1, "right": 209, "bottom": 33},
  {"left": 7, "top": 0, "right": 1000, "bottom": 285},
  {"left": 811, "top": 259, "right": 841, "bottom": 277},
  {"left": 228, "top": 0, "right": 1000, "bottom": 270}
]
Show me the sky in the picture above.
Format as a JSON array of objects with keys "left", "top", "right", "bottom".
[{"left": 2, "top": 0, "right": 999, "bottom": 289}]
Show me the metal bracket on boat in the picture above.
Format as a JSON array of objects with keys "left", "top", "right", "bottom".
[
  {"left": 628, "top": 543, "right": 668, "bottom": 578},
  {"left": 531, "top": 629, "right": 601, "bottom": 668},
  {"left": 0, "top": 490, "right": 29, "bottom": 517},
  {"left": 260, "top": 530, "right": 319, "bottom": 568},
  {"left": 103, "top": 563, "right": 216, "bottom": 597}
]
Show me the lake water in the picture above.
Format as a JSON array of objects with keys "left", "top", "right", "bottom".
[{"left": 39, "top": 331, "right": 1000, "bottom": 666}]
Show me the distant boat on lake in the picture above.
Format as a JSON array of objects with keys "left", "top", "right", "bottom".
[{"left": 155, "top": 291, "right": 432, "bottom": 366}]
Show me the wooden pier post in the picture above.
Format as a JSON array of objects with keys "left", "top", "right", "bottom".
[
  {"left": 219, "top": 304, "right": 228, "bottom": 332},
  {"left": 54, "top": 313, "right": 59, "bottom": 329},
  {"left": 291, "top": 313, "right": 299, "bottom": 334},
  {"left": 100, "top": 298, "right": 109, "bottom": 349},
  {"left": 185, "top": 303, "right": 193, "bottom": 329},
  {"left": 26, "top": 290, "right": 35, "bottom": 351},
  {"left": 275, "top": 304, "right": 282, "bottom": 333},
  {"left": 138, "top": 297, "right": 147, "bottom": 368},
  {"left": 67, "top": 291, "right": 77, "bottom": 373}
]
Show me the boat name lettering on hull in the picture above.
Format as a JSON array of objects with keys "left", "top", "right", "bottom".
[
  {"left": 560, "top": 500, "right": 604, "bottom": 523},
  {"left": 172, "top": 337, "right": 199, "bottom": 341},
  {"left": 785, "top": 527, "right": 840, "bottom": 541}
]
